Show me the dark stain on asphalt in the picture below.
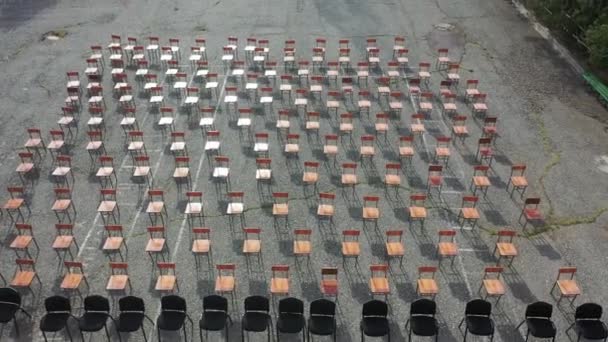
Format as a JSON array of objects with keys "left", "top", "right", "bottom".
[{"left": 0, "top": 0, "right": 58, "bottom": 30}]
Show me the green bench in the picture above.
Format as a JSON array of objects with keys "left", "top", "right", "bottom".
[{"left": 583, "top": 72, "right": 608, "bottom": 105}]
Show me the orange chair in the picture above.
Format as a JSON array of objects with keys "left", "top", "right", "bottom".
[
  {"left": 191, "top": 227, "right": 211, "bottom": 268},
  {"left": 53, "top": 223, "right": 79, "bottom": 260},
  {"left": 342, "top": 230, "right": 360, "bottom": 265},
  {"left": 227, "top": 192, "right": 245, "bottom": 227},
  {"left": 47, "top": 131, "right": 66, "bottom": 156},
  {"left": 369, "top": 265, "right": 390, "bottom": 300},
  {"left": 146, "top": 226, "right": 167, "bottom": 262},
  {"left": 341, "top": 163, "right": 358, "bottom": 192},
  {"left": 458, "top": 195, "right": 480, "bottom": 229},
  {"left": 416, "top": 266, "right": 439, "bottom": 298},
  {"left": 323, "top": 135, "right": 339, "bottom": 163},
  {"left": 362, "top": 196, "right": 380, "bottom": 230},
  {"left": 376, "top": 77, "right": 390, "bottom": 103},
  {"left": 507, "top": 164, "right": 528, "bottom": 197},
  {"left": 465, "top": 79, "right": 480, "bottom": 102},
  {"left": 427, "top": 165, "right": 443, "bottom": 194},
  {"left": 106, "top": 262, "right": 132, "bottom": 294},
  {"left": 384, "top": 163, "right": 401, "bottom": 191},
  {"left": 294, "top": 89, "right": 308, "bottom": 115},
  {"left": 375, "top": 113, "right": 390, "bottom": 141},
  {"left": 212, "top": 156, "right": 231, "bottom": 192},
  {"left": 476, "top": 137, "right": 493, "bottom": 166},
  {"left": 255, "top": 158, "right": 272, "bottom": 188},
  {"left": 61, "top": 261, "right": 89, "bottom": 298},
  {"left": 408, "top": 194, "right": 428, "bottom": 230},
  {"left": 11, "top": 224, "right": 39, "bottom": 259},
  {"left": 408, "top": 78, "right": 421, "bottom": 99},
  {"left": 410, "top": 114, "right": 426, "bottom": 141},
  {"left": 520, "top": 197, "right": 542, "bottom": 229},
  {"left": 479, "top": 267, "right": 505, "bottom": 304},
  {"left": 3, "top": 187, "right": 29, "bottom": 222},
  {"left": 388, "top": 92, "right": 403, "bottom": 118},
  {"left": 360, "top": 135, "right": 375, "bottom": 162},
  {"left": 10, "top": 258, "right": 41, "bottom": 292},
  {"left": 419, "top": 92, "right": 433, "bottom": 115},
  {"left": 317, "top": 193, "right": 335, "bottom": 222},
  {"left": 399, "top": 136, "right": 415, "bottom": 164},
  {"left": 204, "top": 129, "right": 221, "bottom": 156},
  {"left": 52, "top": 155, "right": 74, "bottom": 188},
  {"left": 305, "top": 111, "right": 321, "bottom": 136},
  {"left": 173, "top": 156, "right": 191, "bottom": 190},
  {"left": 451, "top": 115, "right": 469, "bottom": 142},
  {"left": 482, "top": 117, "right": 498, "bottom": 141},
  {"left": 243, "top": 227, "right": 262, "bottom": 267},
  {"left": 133, "top": 155, "right": 153, "bottom": 187},
  {"left": 358, "top": 90, "right": 372, "bottom": 117},
  {"left": 471, "top": 165, "right": 491, "bottom": 196},
  {"left": 339, "top": 113, "right": 354, "bottom": 141},
  {"left": 270, "top": 265, "right": 290, "bottom": 298},
  {"left": 326, "top": 91, "right": 341, "bottom": 118},
  {"left": 302, "top": 161, "right": 320, "bottom": 191},
  {"left": 551, "top": 267, "right": 580, "bottom": 305},
  {"left": 436, "top": 48, "right": 450, "bottom": 69},
  {"left": 437, "top": 230, "right": 458, "bottom": 266},
  {"left": 276, "top": 110, "right": 291, "bottom": 133},
  {"left": 472, "top": 93, "right": 488, "bottom": 117},
  {"left": 52, "top": 188, "right": 76, "bottom": 223},
  {"left": 493, "top": 230, "right": 517, "bottom": 266},
  {"left": 441, "top": 93, "right": 458, "bottom": 116},
  {"left": 272, "top": 192, "right": 289, "bottom": 226},
  {"left": 16, "top": 152, "right": 37, "bottom": 186},
  {"left": 185, "top": 191, "right": 204, "bottom": 227},
  {"left": 385, "top": 230, "right": 405, "bottom": 267},
  {"left": 279, "top": 75, "right": 293, "bottom": 102},
  {"left": 156, "top": 262, "right": 178, "bottom": 292},
  {"left": 86, "top": 130, "right": 106, "bottom": 164},
  {"left": 103, "top": 224, "right": 127, "bottom": 260},
  {"left": 215, "top": 264, "right": 236, "bottom": 304},
  {"left": 170, "top": 131, "right": 188, "bottom": 156},
  {"left": 293, "top": 229, "right": 312, "bottom": 260},
  {"left": 254, "top": 132, "right": 270, "bottom": 157},
  {"left": 96, "top": 155, "right": 117, "bottom": 188},
  {"left": 146, "top": 190, "right": 168, "bottom": 226},
  {"left": 24, "top": 128, "right": 46, "bottom": 158},
  {"left": 434, "top": 137, "right": 451, "bottom": 165},
  {"left": 320, "top": 267, "right": 339, "bottom": 299},
  {"left": 284, "top": 133, "right": 300, "bottom": 157}
]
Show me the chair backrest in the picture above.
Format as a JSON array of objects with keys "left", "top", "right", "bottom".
[
  {"left": 0, "top": 287, "right": 21, "bottom": 306},
  {"left": 465, "top": 299, "right": 492, "bottom": 317},
  {"left": 119, "top": 296, "right": 145, "bottom": 313},
  {"left": 84, "top": 295, "right": 110, "bottom": 313},
  {"left": 161, "top": 295, "right": 186, "bottom": 312},
  {"left": 244, "top": 295, "right": 269, "bottom": 313},
  {"left": 575, "top": 303, "right": 603, "bottom": 320},
  {"left": 410, "top": 298, "right": 436, "bottom": 316},
  {"left": 362, "top": 300, "right": 388, "bottom": 317},
  {"left": 525, "top": 301, "right": 553, "bottom": 319},
  {"left": 279, "top": 297, "right": 304, "bottom": 315},
  {"left": 310, "top": 299, "right": 335, "bottom": 316},
  {"left": 45, "top": 295, "right": 71, "bottom": 313},
  {"left": 203, "top": 295, "right": 228, "bottom": 313}
]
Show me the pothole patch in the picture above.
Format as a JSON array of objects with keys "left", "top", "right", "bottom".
[
  {"left": 41, "top": 30, "right": 68, "bottom": 41},
  {"left": 434, "top": 23, "right": 454, "bottom": 31}
]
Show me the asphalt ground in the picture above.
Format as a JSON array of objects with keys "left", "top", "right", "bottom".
[{"left": 0, "top": 0, "right": 608, "bottom": 341}]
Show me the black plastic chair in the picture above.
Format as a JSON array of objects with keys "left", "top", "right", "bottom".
[
  {"left": 241, "top": 295, "right": 271, "bottom": 342},
  {"left": 406, "top": 298, "right": 439, "bottom": 341},
  {"left": 0, "top": 287, "right": 31, "bottom": 334},
  {"left": 157, "top": 295, "right": 193, "bottom": 341},
  {"left": 276, "top": 297, "right": 305, "bottom": 341},
  {"left": 567, "top": 303, "right": 608, "bottom": 341},
  {"left": 516, "top": 301, "right": 556, "bottom": 341},
  {"left": 40, "top": 296, "right": 74, "bottom": 341},
  {"left": 360, "top": 299, "right": 390, "bottom": 341},
  {"left": 199, "top": 295, "right": 232, "bottom": 341},
  {"left": 77, "top": 295, "right": 116, "bottom": 341},
  {"left": 116, "top": 296, "right": 153, "bottom": 341},
  {"left": 459, "top": 299, "right": 494, "bottom": 341},
  {"left": 308, "top": 299, "right": 337, "bottom": 341}
]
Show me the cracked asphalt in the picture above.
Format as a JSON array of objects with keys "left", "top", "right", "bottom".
[{"left": 1, "top": 0, "right": 608, "bottom": 341}]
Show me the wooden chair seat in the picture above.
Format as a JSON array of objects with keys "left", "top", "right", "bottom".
[
  {"left": 98, "top": 201, "right": 117, "bottom": 212},
  {"left": 173, "top": 167, "right": 190, "bottom": 178},
  {"left": 557, "top": 279, "right": 580, "bottom": 296},
  {"left": 399, "top": 146, "right": 414, "bottom": 157},
  {"left": 192, "top": 239, "right": 210, "bottom": 253},
  {"left": 473, "top": 176, "right": 491, "bottom": 187},
  {"left": 146, "top": 238, "right": 165, "bottom": 253},
  {"left": 317, "top": 204, "right": 334, "bottom": 216},
  {"left": 438, "top": 242, "right": 458, "bottom": 256},
  {"left": 96, "top": 167, "right": 114, "bottom": 177},
  {"left": 103, "top": 237, "right": 123, "bottom": 251},
  {"left": 271, "top": 278, "right": 289, "bottom": 294},
  {"left": 16, "top": 163, "right": 34, "bottom": 173},
  {"left": 303, "top": 172, "right": 318, "bottom": 183},
  {"left": 293, "top": 241, "right": 311, "bottom": 255},
  {"left": 428, "top": 175, "right": 443, "bottom": 186},
  {"left": 385, "top": 174, "right": 401, "bottom": 186},
  {"left": 323, "top": 145, "right": 338, "bottom": 155},
  {"left": 134, "top": 166, "right": 150, "bottom": 177},
  {"left": 409, "top": 206, "right": 427, "bottom": 219},
  {"left": 411, "top": 124, "right": 425, "bottom": 133},
  {"left": 256, "top": 169, "right": 272, "bottom": 180},
  {"left": 53, "top": 236, "right": 74, "bottom": 250},
  {"left": 453, "top": 126, "right": 468, "bottom": 135},
  {"left": 215, "top": 276, "right": 235, "bottom": 292},
  {"left": 155, "top": 275, "right": 176, "bottom": 291},
  {"left": 342, "top": 241, "right": 360, "bottom": 256},
  {"left": 340, "top": 123, "right": 353, "bottom": 132},
  {"left": 375, "top": 123, "right": 389, "bottom": 132},
  {"left": 363, "top": 207, "right": 379, "bottom": 219},
  {"left": 52, "top": 167, "right": 71, "bottom": 177},
  {"left": 435, "top": 147, "right": 450, "bottom": 157},
  {"left": 483, "top": 279, "right": 505, "bottom": 296},
  {"left": 146, "top": 201, "right": 164, "bottom": 213},
  {"left": 52, "top": 199, "right": 72, "bottom": 211},
  {"left": 10, "top": 236, "right": 32, "bottom": 249},
  {"left": 496, "top": 242, "right": 517, "bottom": 257},
  {"left": 524, "top": 208, "right": 542, "bottom": 220},
  {"left": 61, "top": 273, "right": 83, "bottom": 290},
  {"left": 107, "top": 275, "right": 129, "bottom": 291},
  {"left": 321, "top": 279, "right": 338, "bottom": 295},
  {"left": 461, "top": 208, "right": 480, "bottom": 219},
  {"left": 511, "top": 176, "right": 528, "bottom": 187},
  {"left": 243, "top": 240, "right": 261, "bottom": 254},
  {"left": 341, "top": 174, "right": 357, "bottom": 185},
  {"left": 360, "top": 146, "right": 375, "bottom": 156},
  {"left": 227, "top": 203, "right": 244, "bottom": 214},
  {"left": 185, "top": 203, "right": 202, "bottom": 214},
  {"left": 11, "top": 271, "right": 36, "bottom": 287},
  {"left": 386, "top": 242, "right": 404, "bottom": 256},
  {"left": 3, "top": 199, "right": 24, "bottom": 210},
  {"left": 272, "top": 203, "right": 289, "bottom": 216},
  {"left": 417, "top": 279, "right": 438, "bottom": 295},
  {"left": 370, "top": 277, "right": 390, "bottom": 294}
]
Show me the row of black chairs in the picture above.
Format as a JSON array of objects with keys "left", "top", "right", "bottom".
[{"left": 0, "top": 287, "right": 606, "bottom": 341}]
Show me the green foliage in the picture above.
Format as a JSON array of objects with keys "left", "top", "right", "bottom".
[{"left": 586, "top": 24, "right": 608, "bottom": 67}]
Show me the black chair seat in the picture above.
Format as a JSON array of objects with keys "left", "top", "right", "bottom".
[
  {"left": 157, "top": 312, "right": 186, "bottom": 331},
  {"left": 78, "top": 313, "right": 109, "bottom": 332},
  {"left": 361, "top": 317, "right": 390, "bottom": 337},
  {"left": 242, "top": 312, "right": 269, "bottom": 332},
  {"left": 199, "top": 311, "right": 227, "bottom": 331},
  {"left": 527, "top": 318, "right": 556, "bottom": 338},
  {"left": 466, "top": 316, "right": 494, "bottom": 336},
  {"left": 40, "top": 313, "right": 70, "bottom": 332},
  {"left": 277, "top": 313, "right": 305, "bottom": 333},
  {"left": 0, "top": 304, "right": 19, "bottom": 323},
  {"left": 410, "top": 316, "right": 439, "bottom": 336},
  {"left": 117, "top": 312, "right": 145, "bottom": 333},
  {"left": 308, "top": 316, "right": 335, "bottom": 335},
  {"left": 577, "top": 320, "right": 608, "bottom": 339}
]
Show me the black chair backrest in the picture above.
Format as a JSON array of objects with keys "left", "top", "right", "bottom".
[
  {"left": 465, "top": 299, "right": 492, "bottom": 317},
  {"left": 203, "top": 295, "right": 228, "bottom": 313},
  {"left": 84, "top": 295, "right": 110, "bottom": 313},
  {"left": 411, "top": 299, "right": 436, "bottom": 317},
  {"left": 279, "top": 297, "right": 304, "bottom": 315},
  {"left": 45, "top": 296, "right": 71, "bottom": 313},
  {"left": 525, "top": 301, "right": 553, "bottom": 319},
  {"left": 119, "top": 296, "right": 145, "bottom": 313},
  {"left": 310, "top": 299, "right": 336, "bottom": 317},
  {"left": 575, "top": 303, "right": 603, "bottom": 320},
  {"left": 161, "top": 295, "right": 187, "bottom": 312},
  {"left": 244, "top": 296, "right": 269, "bottom": 313},
  {"left": 362, "top": 300, "right": 388, "bottom": 318},
  {"left": 0, "top": 288, "right": 21, "bottom": 306}
]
